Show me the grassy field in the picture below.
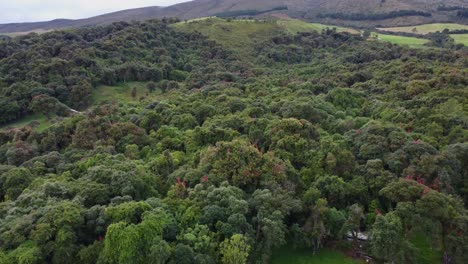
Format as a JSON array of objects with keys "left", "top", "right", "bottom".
[
  {"left": 175, "top": 17, "right": 445, "bottom": 53},
  {"left": 371, "top": 32, "right": 429, "bottom": 48},
  {"left": 1, "top": 82, "right": 159, "bottom": 131},
  {"left": 0, "top": 114, "right": 54, "bottom": 132},
  {"left": 174, "top": 18, "right": 280, "bottom": 57},
  {"left": 0, "top": 29, "right": 51, "bottom": 37},
  {"left": 174, "top": 18, "right": 359, "bottom": 57},
  {"left": 0, "top": 82, "right": 157, "bottom": 132},
  {"left": 92, "top": 81, "right": 163, "bottom": 105},
  {"left": 450, "top": 34, "right": 468, "bottom": 45},
  {"left": 276, "top": 19, "right": 359, "bottom": 35},
  {"left": 271, "top": 247, "right": 362, "bottom": 264},
  {"left": 378, "top": 23, "right": 468, "bottom": 35}
]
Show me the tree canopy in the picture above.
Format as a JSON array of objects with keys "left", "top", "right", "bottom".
[{"left": 0, "top": 18, "right": 466, "bottom": 264}]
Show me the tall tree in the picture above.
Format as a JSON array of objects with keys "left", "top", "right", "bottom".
[
  {"left": 340, "top": 203, "right": 364, "bottom": 255},
  {"left": 220, "top": 234, "right": 251, "bottom": 264},
  {"left": 370, "top": 212, "right": 413, "bottom": 263}
]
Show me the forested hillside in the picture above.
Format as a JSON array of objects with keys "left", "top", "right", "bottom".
[
  {"left": 1, "top": 0, "right": 467, "bottom": 34},
  {"left": 0, "top": 18, "right": 467, "bottom": 264}
]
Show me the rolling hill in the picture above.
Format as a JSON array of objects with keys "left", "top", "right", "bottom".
[{"left": 0, "top": 0, "right": 467, "bottom": 34}]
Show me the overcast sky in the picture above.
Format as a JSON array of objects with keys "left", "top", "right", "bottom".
[{"left": 0, "top": 0, "right": 192, "bottom": 23}]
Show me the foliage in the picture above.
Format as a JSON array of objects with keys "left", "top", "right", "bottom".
[
  {"left": 0, "top": 18, "right": 466, "bottom": 264},
  {"left": 319, "top": 10, "right": 432, "bottom": 21},
  {"left": 215, "top": 6, "right": 288, "bottom": 18},
  {"left": 219, "top": 234, "right": 251, "bottom": 264},
  {"left": 271, "top": 247, "right": 360, "bottom": 264}
]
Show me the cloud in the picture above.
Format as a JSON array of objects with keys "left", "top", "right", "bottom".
[{"left": 0, "top": 0, "right": 191, "bottom": 23}]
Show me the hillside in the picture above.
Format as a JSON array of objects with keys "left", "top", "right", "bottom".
[
  {"left": 0, "top": 6, "right": 163, "bottom": 33},
  {"left": 0, "top": 17, "right": 467, "bottom": 264},
  {"left": 173, "top": 18, "right": 361, "bottom": 58},
  {"left": 1, "top": 0, "right": 467, "bottom": 33}
]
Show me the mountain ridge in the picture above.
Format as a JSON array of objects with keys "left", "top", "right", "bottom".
[{"left": 1, "top": 0, "right": 467, "bottom": 33}]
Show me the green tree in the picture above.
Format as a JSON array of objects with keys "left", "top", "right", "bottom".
[
  {"left": 146, "top": 82, "right": 157, "bottom": 93},
  {"left": 0, "top": 167, "right": 33, "bottom": 200},
  {"left": 340, "top": 204, "right": 364, "bottom": 255},
  {"left": 174, "top": 244, "right": 195, "bottom": 264},
  {"left": 103, "top": 208, "right": 170, "bottom": 264},
  {"left": 370, "top": 212, "right": 410, "bottom": 263},
  {"left": 220, "top": 234, "right": 251, "bottom": 264}
]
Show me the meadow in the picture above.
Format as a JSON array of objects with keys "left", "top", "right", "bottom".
[
  {"left": 0, "top": 114, "right": 55, "bottom": 132},
  {"left": 91, "top": 81, "right": 161, "bottom": 105},
  {"left": 377, "top": 23, "right": 468, "bottom": 34},
  {"left": 174, "top": 18, "right": 280, "bottom": 57},
  {"left": 276, "top": 19, "right": 359, "bottom": 35},
  {"left": 174, "top": 18, "right": 359, "bottom": 57},
  {"left": 450, "top": 34, "right": 468, "bottom": 45},
  {"left": 371, "top": 32, "right": 429, "bottom": 48}
]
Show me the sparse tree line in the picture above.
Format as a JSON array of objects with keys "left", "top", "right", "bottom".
[
  {"left": 318, "top": 10, "right": 432, "bottom": 21},
  {"left": 437, "top": 5, "right": 467, "bottom": 12},
  {"left": 215, "top": 6, "right": 288, "bottom": 18},
  {"left": 437, "top": 5, "right": 468, "bottom": 18}
]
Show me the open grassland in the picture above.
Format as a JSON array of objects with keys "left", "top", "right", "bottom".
[
  {"left": 1, "top": 82, "right": 160, "bottom": 131},
  {"left": 378, "top": 23, "right": 468, "bottom": 34},
  {"left": 92, "top": 81, "right": 162, "bottom": 105},
  {"left": 0, "top": 29, "right": 51, "bottom": 37},
  {"left": 271, "top": 247, "right": 362, "bottom": 264},
  {"left": 0, "top": 114, "right": 54, "bottom": 132},
  {"left": 371, "top": 32, "right": 429, "bottom": 48},
  {"left": 174, "top": 18, "right": 281, "bottom": 57},
  {"left": 276, "top": 19, "right": 359, "bottom": 35},
  {"left": 450, "top": 34, "right": 468, "bottom": 45},
  {"left": 174, "top": 18, "right": 359, "bottom": 57},
  {"left": 176, "top": 17, "right": 439, "bottom": 53}
]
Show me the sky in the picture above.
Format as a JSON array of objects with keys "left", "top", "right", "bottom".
[{"left": 0, "top": 0, "right": 192, "bottom": 23}]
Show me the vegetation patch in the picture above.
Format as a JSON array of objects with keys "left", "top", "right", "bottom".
[
  {"left": 410, "top": 231, "right": 443, "bottom": 264},
  {"left": 318, "top": 10, "right": 431, "bottom": 21},
  {"left": 174, "top": 18, "right": 283, "bottom": 57},
  {"left": 449, "top": 34, "right": 468, "bottom": 45},
  {"left": 276, "top": 19, "right": 359, "bottom": 35},
  {"left": 271, "top": 247, "right": 362, "bottom": 264},
  {"left": 0, "top": 114, "right": 55, "bottom": 132},
  {"left": 174, "top": 18, "right": 359, "bottom": 57},
  {"left": 378, "top": 23, "right": 468, "bottom": 35},
  {"left": 92, "top": 82, "right": 163, "bottom": 105},
  {"left": 371, "top": 32, "right": 429, "bottom": 48},
  {"left": 215, "top": 6, "right": 288, "bottom": 18},
  {"left": 0, "top": 18, "right": 466, "bottom": 264}
]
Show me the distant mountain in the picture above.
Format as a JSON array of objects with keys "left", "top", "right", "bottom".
[
  {"left": 0, "top": 6, "right": 163, "bottom": 33},
  {"left": 1, "top": 0, "right": 467, "bottom": 33}
]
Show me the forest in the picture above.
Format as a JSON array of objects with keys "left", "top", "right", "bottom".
[{"left": 0, "top": 18, "right": 467, "bottom": 264}]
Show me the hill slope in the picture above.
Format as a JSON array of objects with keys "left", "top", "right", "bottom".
[
  {"left": 0, "top": 18, "right": 466, "bottom": 264},
  {"left": 1, "top": 0, "right": 467, "bottom": 33},
  {"left": 0, "top": 6, "right": 163, "bottom": 33}
]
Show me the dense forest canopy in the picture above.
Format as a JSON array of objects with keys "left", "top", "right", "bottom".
[{"left": 0, "top": 18, "right": 467, "bottom": 264}]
